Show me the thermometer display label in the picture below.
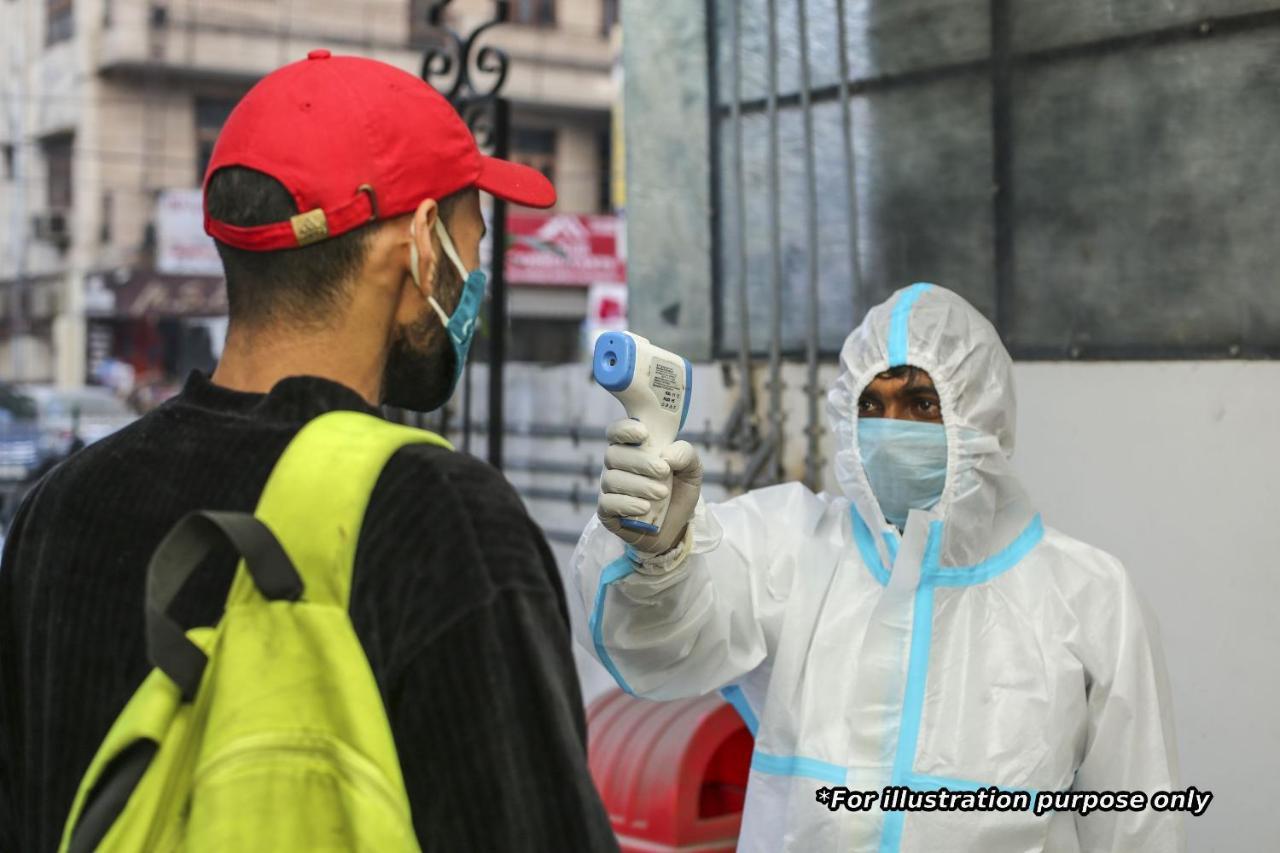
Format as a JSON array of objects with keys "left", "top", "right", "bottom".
[{"left": 650, "top": 359, "right": 682, "bottom": 413}]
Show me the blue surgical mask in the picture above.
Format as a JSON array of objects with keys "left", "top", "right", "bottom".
[
  {"left": 857, "top": 418, "right": 949, "bottom": 529},
  {"left": 410, "top": 216, "right": 486, "bottom": 399}
]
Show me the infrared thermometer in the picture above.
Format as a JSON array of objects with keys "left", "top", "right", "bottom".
[{"left": 592, "top": 331, "right": 692, "bottom": 535}]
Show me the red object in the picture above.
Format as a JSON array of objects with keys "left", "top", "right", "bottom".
[
  {"left": 597, "top": 296, "right": 625, "bottom": 321},
  {"left": 203, "top": 52, "right": 555, "bottom": 251},
  {"left": 506, "top": 213, "right": 627, "bottom": 285},
  {"left": 588, "top": 689, "right": 753, "bottom": 853}
]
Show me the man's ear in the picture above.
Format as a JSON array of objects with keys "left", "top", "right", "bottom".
[{"left": 409, "top": 198, "right": 441, "bottom": 296}]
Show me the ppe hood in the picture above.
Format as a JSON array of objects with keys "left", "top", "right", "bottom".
[{"left": 826, "top": 283, "right": 1036, "bottom": 568}]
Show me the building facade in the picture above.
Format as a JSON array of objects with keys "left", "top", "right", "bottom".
[{"left": 0, "top": 0, "right": 620, "bottom": 388}]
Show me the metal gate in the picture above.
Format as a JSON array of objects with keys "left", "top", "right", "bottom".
[{"left": 706, "top": 0, "right": 1280, "bottom": 490}]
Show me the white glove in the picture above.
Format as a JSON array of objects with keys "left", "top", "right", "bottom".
[{"left": 597, "top": 417, "right": 703, "bottom": 558}]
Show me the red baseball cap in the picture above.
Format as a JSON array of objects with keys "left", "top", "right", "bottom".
[{"left": 203, "top": 49, "right": 555, "bottom": 251}]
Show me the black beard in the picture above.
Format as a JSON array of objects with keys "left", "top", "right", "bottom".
[
  {"left": 381, "top": 324, "right": 457, "bottom": 412},
  {"left": 381, "top": 260, "right": 462, "bottom": 412}
]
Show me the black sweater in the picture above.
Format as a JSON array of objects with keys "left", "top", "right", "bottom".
[{"left": 0, "top": 371, "right": 617, "bottom": 852}]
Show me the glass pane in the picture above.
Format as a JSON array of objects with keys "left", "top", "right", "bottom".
[
  {"left": 844, "top": 0, "right": 990, "bottom": 79},
  {"left": 802, "top": 0, "right": 843, "bottom": 91},
  {"left": 717, "top": 74, "right": 995, "bottom": 356},
  {"left": 718, "top": 0, "right": 990, "bottom": 104},
  {"left": 852, "top": 73, "right": 996, "bottom": 322},
  {"left": 717, "top": 110, "right": 803, "bottom": 356},
  {"left": 1011, "top": 0, "right": 1278, "bottom": 52},
  {"left": 711, "top": 0, "right": 1280, "bottom": 358},
  {"left": 715, "top": 0, "right": 778, "bottom": 106},
  {"left": 717, "top": 108, "right": 830, "bottom": 357},
  {"left": 774, "top": 0, "right": 805, "bottom": 103},
  {"left": 1008, "top": 30, "right": 1280, "bottom": 352}
]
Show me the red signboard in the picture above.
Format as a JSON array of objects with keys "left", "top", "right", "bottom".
[{"left": 505, "top": 213, "right": 626, "bottom": 286}]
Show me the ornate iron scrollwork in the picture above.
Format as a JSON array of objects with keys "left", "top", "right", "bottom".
[
  {"left": 415, "top": 0, "right": 515, "bottom": 467},
  {"left": 420, "top": 0, "right": 511, "bottom": 115}
]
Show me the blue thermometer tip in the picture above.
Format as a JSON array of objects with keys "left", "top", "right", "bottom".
[{"left": 593, "top": 332, "right": 637, "bottom": 392}]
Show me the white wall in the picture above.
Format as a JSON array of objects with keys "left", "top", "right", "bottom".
[
  {"left": 1013, "top": 361, "right": 1280, "bottom": 853},
  {"left": 495, "top": 358, "right": 1277, "bottom": 852}
]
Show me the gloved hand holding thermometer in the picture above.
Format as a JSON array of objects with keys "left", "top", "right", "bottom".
[{"left": 593, "top": 332, "right": 703, "bottom": 558}]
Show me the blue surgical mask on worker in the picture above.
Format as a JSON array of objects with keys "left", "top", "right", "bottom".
[
  {"left": 857, "top": 418, "right": 949, "bottom": 529},
  {"left": 408, "top": 216, "right": 486, "bottom": 399}
]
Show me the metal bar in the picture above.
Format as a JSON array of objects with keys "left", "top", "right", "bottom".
[
  {"left": 796, "top": 0, "right": 822, "bottom": 492},
  {"left": 719, "top": 8, "right": 1280, "bottom": 120},
  {"left": 730, "top": 0, "right": 754, "bottom": 415},
  {"left": 834, "top": 0, "right": 863, "bottom": 320},
  {"left": 543, "top": 528, "right": 589, "bottom": 545},
  {"left": 704, "top": 4, "right": 1280, "bottom": 367},
  {"left": 765, "top": 0, "right": 784, "bottom": 483},
  {"left": 991, "top": 0, "right": 1013, "bottom": 332},
  {"left": 469, "top": 421, "right": 598, "bottom": 440},
  {"left": 461, "top": 344, "right": 473, "bottom": 454},
  {"left": 720, "top": 57, "right": 990, "bottom": 117},
  {"left": 708, "top": 341, "right": 1280, "bottom": 362},
  {"left": 1009, "top": 343, "right": 1275, "bottom": 360},
  {"left": 518, "top": 484, "right": 591, "bottom": 507},
  {"left": 741, "top": 435, "right": 778, "bottom": 491},
  {"left": 487, "top": 97, "right": 510, "bottom": 469},
  {"left": 505, "top": 456, "right": 741, "bottom": 488},
  {"left": 419, "top": 0, "right": 514, "bottom": 456},
  {"left": 456, "top": 424, "right": 728, "bottom": 449},
  {"left": 705, "top": 0, "right": 724, "bottom": 361},
  {"left": 1011, "top": 8, "right": 1280, "bottom": 67},
  {"left": 510, "top": 467, "right": 744, "bottom": 493},
  {"left": 699, "top": 468, "right": 742, "bottom": 489},
  {"left": 6, "top": 0, "right": 29, "bottom": 381},
  {"left": 717, "top": 390, "right": 748, "bottom": 449},
  {"left": 504, "top": 457, "right": 599, "bottom": 478}
]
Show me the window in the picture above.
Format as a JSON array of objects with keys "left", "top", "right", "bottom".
[
  {"left": 195, "top": 97, "right": 239, "bottom": 183},
  {"left": 100, "top": 191, "right": 113, "bottom": 244},
  {"left": 470, "top": 317, "right": 583, "bottom": 363},
  {"left": 407, "top": 0, "right": 439, "bottom": 47},
  {"left": 708, "top": 0, "right": 1280, "bottom": 358},
  {"left": 43, "top": 133, "right": 73, "bottom": 210},
  {"left": 601, "top": 0, "right": 619, "bottom": 36},
  {"left": 46, "top": 0, "right": 73, "bottom": 44},
  {"left": 596, "top": 128, "right": 612, "bottom": 213},
  {"left": 511, "top": 127, "right": 557, "bottom": 188},
  {"left": 511, "top": 0, "right": 555, "bottom": 27}
]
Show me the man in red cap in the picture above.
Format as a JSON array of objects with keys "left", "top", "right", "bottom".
[{"left": 0, "top": 53, "right": 617, "bottom": 851}]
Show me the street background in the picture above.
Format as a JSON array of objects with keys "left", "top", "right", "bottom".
[{"left": 3, "top": 2, "right": 1278, "bottom": 850}]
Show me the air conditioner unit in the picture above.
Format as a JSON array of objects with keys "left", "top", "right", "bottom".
[{"left": 32, "top": 210, "right": 71, "bottom": 251}]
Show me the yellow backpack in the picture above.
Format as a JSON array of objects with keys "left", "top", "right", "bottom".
[{"left": 58, "top": 411, "right": 451, "bottom": 852}]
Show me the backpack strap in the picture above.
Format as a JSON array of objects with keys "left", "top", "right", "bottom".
[{"left": 225, "top": 410, "right": 452, "bottom": 609}]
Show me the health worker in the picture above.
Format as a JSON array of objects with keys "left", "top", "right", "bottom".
[{"left": 573, "top": 284, "right": 1183, "bottom": 852}]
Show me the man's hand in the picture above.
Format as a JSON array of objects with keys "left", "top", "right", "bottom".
[{"left": 596, "top": 418, "right": 703, "bottom": 557}]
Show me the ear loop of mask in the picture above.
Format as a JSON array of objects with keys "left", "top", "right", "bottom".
[{"left": 409, "top": 215, "right": 471, "bottom": 328}]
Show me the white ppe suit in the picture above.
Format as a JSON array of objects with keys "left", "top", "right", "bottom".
[{"left": 572, "top": 284, "right": 1184, "bottom": 852}]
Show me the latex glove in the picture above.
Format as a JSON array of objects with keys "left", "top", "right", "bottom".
[{"left": 597, "top": 417, "right": 703, "bottom": 557}]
